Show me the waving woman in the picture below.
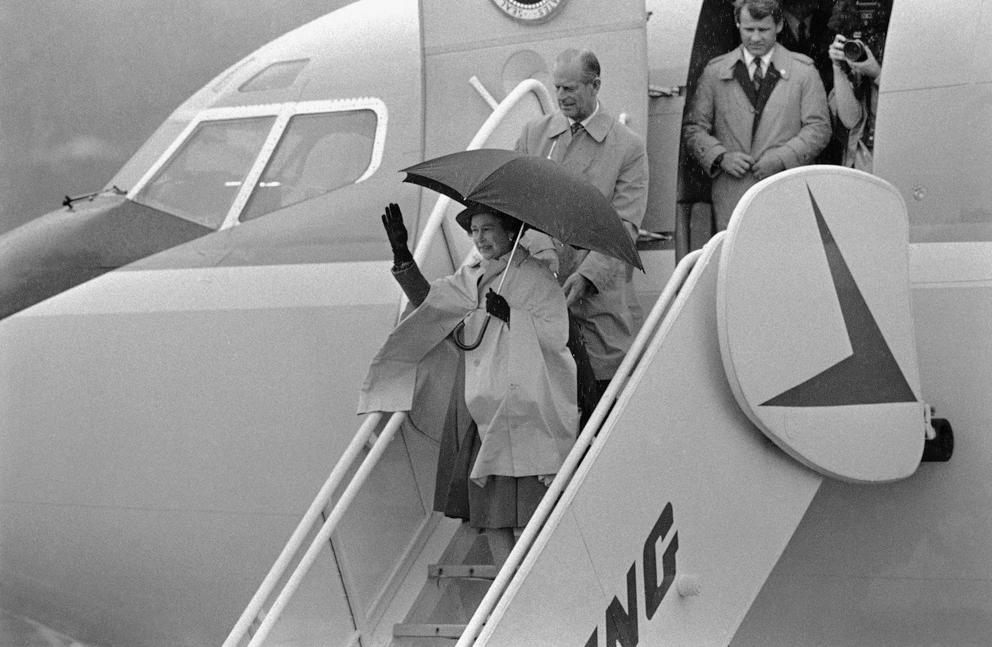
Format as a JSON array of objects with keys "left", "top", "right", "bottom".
[{"left": 358, "top": 203, "right": 578, "bottom": 562}]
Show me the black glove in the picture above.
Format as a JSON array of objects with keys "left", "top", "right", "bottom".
[
  {"left": 485, "top": 288, "right": 510, "bottom": 324},
  {"left": 380, "top": 202, "right": 413, "bottom": 265}
]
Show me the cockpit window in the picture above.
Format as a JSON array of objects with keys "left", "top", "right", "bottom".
[
  {"left": 239, "top": 59, "right": 309, "bottom": 92},
  {"left": 134, "top": 117, "right": 275, "bottom": 229},
  {"left": 240, "top": 109, "right": 377, "bottom": 222}
]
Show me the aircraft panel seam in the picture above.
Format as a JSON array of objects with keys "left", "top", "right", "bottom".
[
  {"left": 0, "top": 499, "right": 305, "bottom": 517},
  {"left": 423, "top": 19, "right": 644, "bottom": 57}
]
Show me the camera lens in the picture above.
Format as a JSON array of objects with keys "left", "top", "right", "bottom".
[{"left": 843, "top": 40, "right": 867, "bottom": 62}]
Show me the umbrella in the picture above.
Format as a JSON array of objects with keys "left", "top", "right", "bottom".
[{"left": 401, "top": 148, "right": 643, "bottom": 271}]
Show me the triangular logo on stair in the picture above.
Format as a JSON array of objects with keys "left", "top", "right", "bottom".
[
  {"left": 717, "top": 166, "right": 926, "bottom": 483},
  {"left": 761, "top": 186, "right": 917, "bottom": 407}
]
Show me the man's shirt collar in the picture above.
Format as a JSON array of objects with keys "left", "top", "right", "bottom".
[
  {"left": 568, "top": 101, "right": 600, "bottom": 129},
  {"left": 741, "top": 47, "right": 774, "bottom": 73}
]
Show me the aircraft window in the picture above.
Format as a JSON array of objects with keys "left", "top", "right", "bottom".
[
  {"left": 134, "top": 117, "right": 275, "bottom": 229},
  {"left": 239, "top": 59, "right": 309, "bottom": 92},
  {"left": 240, "top": 109, "right": 376, "bottom": 222}
]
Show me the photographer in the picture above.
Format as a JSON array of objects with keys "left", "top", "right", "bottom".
[{"left": 828, "top": 33, "right": 881, "bottom": 171}]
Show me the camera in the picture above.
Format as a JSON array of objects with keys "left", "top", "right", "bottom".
[
  {"left": 843, "top": 38, "right": 868, "bottom": 62},
  {"left": 829, "top": 0, "right": 888, "bottom": 61}
]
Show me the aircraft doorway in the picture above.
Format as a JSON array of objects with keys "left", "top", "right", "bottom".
[{"left": 673, "top": 0, "right": 893, "bottom": 259}]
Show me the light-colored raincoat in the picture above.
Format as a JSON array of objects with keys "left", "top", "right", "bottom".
[
  {"left": 683, "top": 43, "right": 831, "bottom": 229},
  {"left": 358, "top": 248, "right": 578, "bottom": 483},
  {"left": 515, "top": 106, "right": 649, "bottom": 381}
]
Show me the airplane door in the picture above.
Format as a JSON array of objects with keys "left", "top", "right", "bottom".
[{"left": 644, "top": 0, "right": 706, "bottom": 235}]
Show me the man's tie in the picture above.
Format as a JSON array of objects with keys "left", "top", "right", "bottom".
[
  {"left": 797, "top": 22, "right": 808, "bottom": 47},
  {"left": 753, "top": 58, "right": 764, "bottom": 93},
  {"left": 570, "top": 122, "right": 584, "bottom": 136}
]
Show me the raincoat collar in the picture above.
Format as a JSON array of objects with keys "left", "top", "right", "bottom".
[
  {"left": 545, "top": 106, "right": 613, "bottom": 143},
  {"left": 469, "top": 246, "right": 530, "bottom": 277}
]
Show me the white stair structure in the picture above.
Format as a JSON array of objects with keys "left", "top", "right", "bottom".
[{"left": 225, "top": 169, "right": 935, "bottom": 647}]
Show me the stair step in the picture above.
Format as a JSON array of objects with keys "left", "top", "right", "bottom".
[
  {"left": 428, "top": 564, "right": 499, "bottom": 580},
  {"left": 393, "top": 623, "right": 466, "bottom": 638}
]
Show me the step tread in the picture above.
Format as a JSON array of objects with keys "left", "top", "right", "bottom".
[
  {"left": 393, "top": 623, "right": 466, "bottom": 638},
  {"left": 428, "top": 564, "right": 500, "bottom": 580}
]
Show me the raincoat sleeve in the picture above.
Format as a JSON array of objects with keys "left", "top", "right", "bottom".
[
  {"left": 682, "top": 60, "right": 726, "bottom": 176},
  {"left": 576, "top": 135, "right": 647, "bottom": 292},
  {"left": 765, "top": 63, "right": 830, "bottom": 170},
  {"left": 357, "top": 267, "right": 476, "bottom": 414}
]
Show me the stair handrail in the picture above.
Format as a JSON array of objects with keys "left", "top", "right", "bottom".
[
  {"left": 225, "top": 77, "right": 554, "bottom": 647},
  {"left": 222, "top": 410, "right": 405, "bottom": 647},
  {"left": 456, "top": 249, "right": 704, "bottom": 647}
]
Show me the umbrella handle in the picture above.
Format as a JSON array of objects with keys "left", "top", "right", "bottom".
[
  {"left": 452, "top": 316, "right": 490, "bottom": 351},
  {"left": 453, "top": 225, "right": 524, "bottom": 351}
]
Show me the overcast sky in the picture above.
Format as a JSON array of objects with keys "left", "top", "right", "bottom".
[{"left": 0, "top": 1, "right": 355, "bottom": 233}]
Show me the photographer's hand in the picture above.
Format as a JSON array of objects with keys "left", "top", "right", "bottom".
[
  {"left": 828, "top": 34, "right": 847, "bottom": 67},
  {"left": 849, "top": 46, "right": 881, "bottom": 80}
]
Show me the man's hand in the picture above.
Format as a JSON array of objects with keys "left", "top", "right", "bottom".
[
  {"left": 380, "top": 202, "right": 412, "bottom": 265},
  {"left": 563, "top": 273, "right": 594, "bottom": 306},
  {"left": 485, "top": 289, "right": 510, "bottom": 324},
  {"left": 720, "top": 151, "right": 755, "bottom": 178},
  {"left": 750, "top": 155, "right": 785, "bottom": 181}
]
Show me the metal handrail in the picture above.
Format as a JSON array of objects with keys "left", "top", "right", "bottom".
[
  {"left": 456, "top": 249, "right": 704, "bottom": 647},
  {"left": 224, "top": 77, "right": 555, "bottom": 647},
  {"left": 222, "top": 411, "right": 404, "bottom": 647},
  {"left": 248, "top": 411, "right": 406, "bottom": 647}
]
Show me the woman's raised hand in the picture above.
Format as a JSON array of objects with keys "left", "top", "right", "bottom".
[{"left": 381, "top": 203, "right": 413, "bottom": 265}]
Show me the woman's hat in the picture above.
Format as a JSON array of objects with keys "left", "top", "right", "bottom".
[
  {"left": 454, "top": 203, "right": 490, "bottom": 233},
  {"left": 454, "top": 204, "right": 523, "bottom": 235}
]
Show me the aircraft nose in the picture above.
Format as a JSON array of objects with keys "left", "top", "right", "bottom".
[{"left": 0, "top": 194, "right": 211, "bottom": 320}]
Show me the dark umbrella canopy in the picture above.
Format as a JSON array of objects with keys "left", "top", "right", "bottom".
[{"left": 401, "top": 148, "right": 643, "bottom": 271}]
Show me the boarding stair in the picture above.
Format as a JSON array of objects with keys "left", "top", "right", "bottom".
[
  {"left": 222, "top": 122, "right": 944, "bottom": 647},
  {"left": 221, "top": 231, "right": 826, "bottom": 647}
]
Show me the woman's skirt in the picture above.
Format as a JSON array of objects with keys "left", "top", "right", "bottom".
[{"left": 434, "top": 416, "right": 548, "bottom": 529}]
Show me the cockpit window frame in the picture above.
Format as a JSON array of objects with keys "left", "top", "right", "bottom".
[{"left": 127, "top": 97, "right": 388, "bottom": 231}]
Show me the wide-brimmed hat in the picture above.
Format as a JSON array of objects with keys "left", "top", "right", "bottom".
[
  {"left": 454, "top": 203, "right": 523, "bottom": 236},
  {"left": 454, "top": 203, "right": 491, "bottom": 233}
]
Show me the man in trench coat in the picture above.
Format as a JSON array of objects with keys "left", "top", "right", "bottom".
[
  {"left": 516, "top": 48, "right": 649, "bottom": 399},
  {"left": 683, "top": 0, "right": 830, "bottom": 230}
]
